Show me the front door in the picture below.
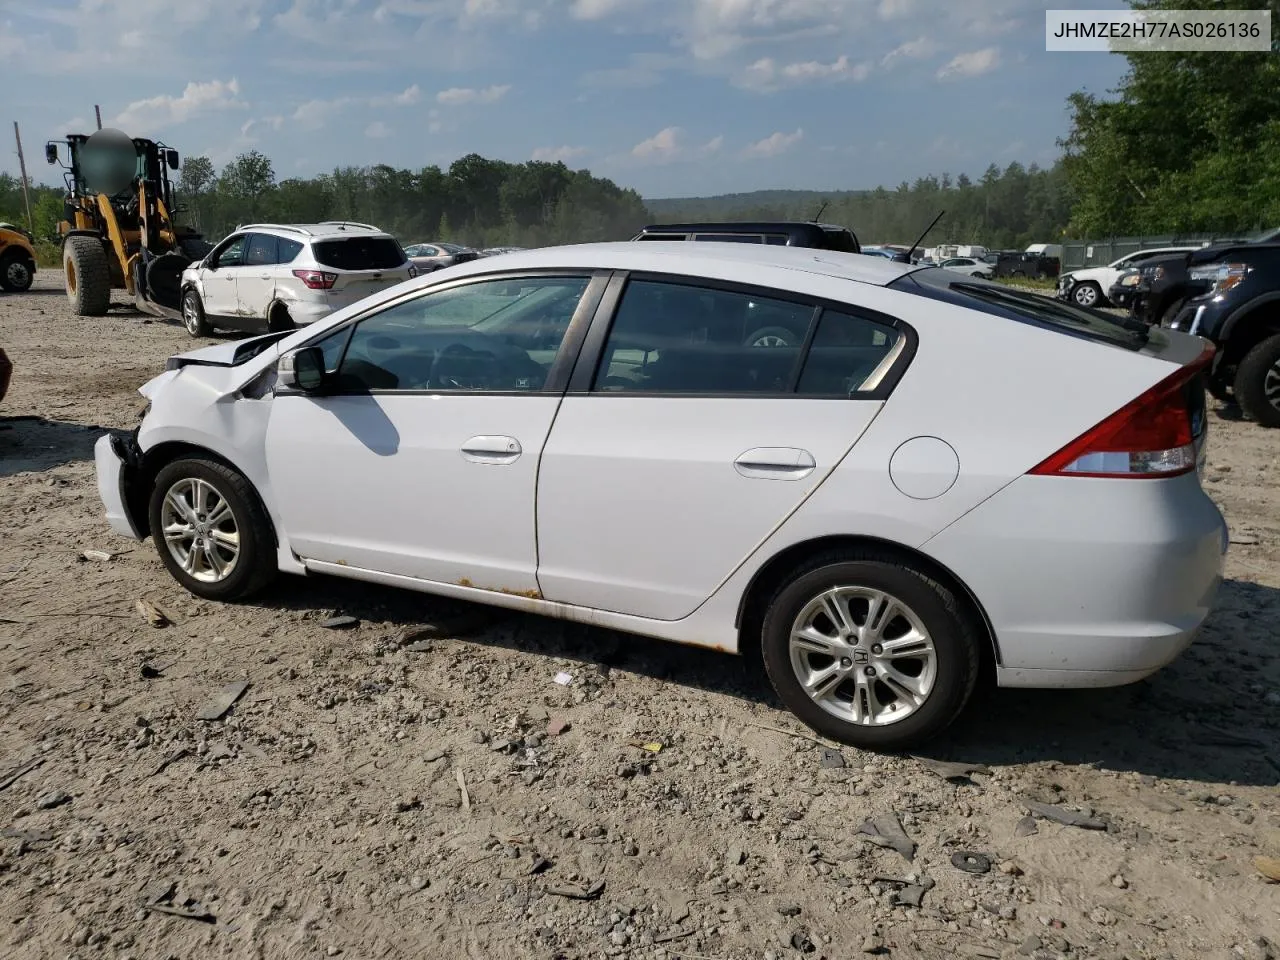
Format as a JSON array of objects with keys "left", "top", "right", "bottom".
[
  {"left": 264, "top": 273, "right": 602, "bottom": 591},
  {"left": 235, "top": 232, "right": 280, "bottom": 326},
  {"left": 535, "top": 276, "right": 905, "bottom": 621},
  {"left": 201, "top": 234, "right": 247, "bottom": 320}
]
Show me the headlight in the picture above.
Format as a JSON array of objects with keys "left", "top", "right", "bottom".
[
  {"left": 1189, "top": 262, "right": 1250, "bottom": 295},
  {"left": 1120, "top": 273, "right": 1140, "bottom": 287}
]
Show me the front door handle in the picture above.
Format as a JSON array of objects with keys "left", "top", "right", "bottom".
[
  {"left": 461, "top": 435, "right": 522, "bottom": 464},
  {"left": 734, "top": 447, "right": 816, "bottom": 480}
]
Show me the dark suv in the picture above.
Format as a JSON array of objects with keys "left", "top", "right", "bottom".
[
  {"left": 1161, "top": 239, "right": 1280, "bottom": 426},
  {"left": 633, "top": 221, "right": 862, "bottom": 254}
]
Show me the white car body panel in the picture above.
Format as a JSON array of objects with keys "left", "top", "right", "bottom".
[{"left": 95, "top": 241, "right": 1227, "bottom": 689}]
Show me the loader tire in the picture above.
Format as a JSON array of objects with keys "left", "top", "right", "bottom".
[{"left": 64, "top": 236, "right": 112, "bottom": 316}]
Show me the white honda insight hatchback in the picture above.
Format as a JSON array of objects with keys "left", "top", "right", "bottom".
[{"left": 94, "top": 242, "right": 1228, "bottom": 749}]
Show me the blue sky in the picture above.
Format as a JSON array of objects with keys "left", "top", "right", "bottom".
[{"left": 4, "top": 0, "right": 1129, "bottom": 198}]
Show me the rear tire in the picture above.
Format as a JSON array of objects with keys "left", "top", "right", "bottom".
[
  {"left": 1233, "top": 332, "right": 1280, "bottom": 429},
  {"left": 267, "top": 302, "right": 295, "bottom": 334},
  {"left": 64, "top": 236, "right": 112, "bottom": 316},
  {"left": 759, "top": 550, "right": 981, "bottom": 750},
  {"left": 148, "top": 458, "right": 277, "bottom": 601},
  {"left": 0, "top": 252, "right": 34, "bottom": 292},
  {"left": 181, "top": 288, "right": 211, "bottom": 337}
]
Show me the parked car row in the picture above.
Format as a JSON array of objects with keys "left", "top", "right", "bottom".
[{"left": 92, "top": 240, "right": 1227, "bottom": 750}]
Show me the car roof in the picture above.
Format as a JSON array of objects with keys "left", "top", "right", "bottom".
[
  {"left": 637, "top": 221, "right": 852, "bottom": 234},
  {"left": 234, "top": 222, "right": 392, "bottom": 240},
  {"left": 425, "top": 240, "right": 916, "bottom": 288}
]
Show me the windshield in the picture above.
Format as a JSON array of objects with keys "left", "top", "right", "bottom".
[{"left": 892, "top": 267, "right": 1150, "bottom": 350}]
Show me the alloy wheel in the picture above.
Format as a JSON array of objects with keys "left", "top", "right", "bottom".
[
  {"left": 159, "top": 477, "right": 241, "bottom": 583},
  {"left": 1073, "top": 285, "right": 1098, "bottom": 307},
  {"left": 1266, "top": 358, "right": 1280, "bottom": 413},
  {"left": 183, "top": 295, "right": 200, "bottom": 335},
  {"left": 788, "top": 586, "right": 937, "bottom": 726}
]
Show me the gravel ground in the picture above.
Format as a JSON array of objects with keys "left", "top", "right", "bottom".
[{"left": 2, "top": 274, "right": 1279, "bottom": 960}]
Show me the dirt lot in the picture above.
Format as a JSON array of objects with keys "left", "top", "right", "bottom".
[{"left": 2, "top": 273, "right": 1279, "bottom": 960}]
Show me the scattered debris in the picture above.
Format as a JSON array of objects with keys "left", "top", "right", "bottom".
[
  {"left": 914, "top": 757, "right": 992, "bottom": 782},
  {"left": 552, "top": 671, "right": 573, "bottom": 686},
  {"left": 546, "top": 717, "right": 571, "bottom": 737},
  {"left": 546, "top": 879, "right": 604, "bottom": 901},
  {"left": 149, "top": 748, "right": 190, "bottom": 778},
  {"left": 397, "top": 625, "right": 440, "bottom": 646},
  {"left": 726, "top": 847, "right": 746, "bottom": 866},
  {"left": 790, "top": 930, "right": 816, "bottom": 953},
  {"left": 321, "top": 615, "right": 359, "bottom": 629},
  {"left": 653, "top": 928, "right": 693, "bottom": 945},
  {"left": 1014, "top": 816, "right": 1039, "bottom": 837},
  {"left": 1230, "top": 532, "right": 1260, "bottom": 545},
  {"left": 858, "top": 813, "right": 916, "bottom": 862},
  {"left": 0, "top": 757, "right": 44, "bottom": 793},
  {"left": 1255, "top": 856, "right": 1280, "bottom": 883},
  {"left": 34, "top": 788, "right": 71, "bottom": 810},
  {"left": 135, "top": 598, "right": 171, "bottom": 628},
  {"left": 404, "top": 639, "right": 432, "bottom": 653},
  {"left": 455, "top": 768, "right": 470, "bottom": 811},
  {"left": 2, "top": 827, "right": 54, "bottom": 844},
  {"left": 629, "top": 740, "right": 664, "bottom": 754},
  {"left": 861, "top": 933, "right": 885, "bottom": 954},
  {"left": 998, "top": 859, "right": 1024, "bottom": 877},
  {"left": 80, "top": 549, "right": 115, "bottom": 562},
  {"left": 951, "top": 851, "right": 992, "bottom": 875},
  {"left": 820, "top": 748, "right": 845, "bottom": 769},
  {"left": 142, "top": 881, "right": 216, "bottom": 923},
  {"left": 874, "top": 875, "right": 935, "bottom": 908},
  {"left": 140, "top": 657, "right": 177, "bottom": 680},
  {"left": 1024, "top": 801, "right": 1107, "bottom": 830},
  {"left": 194, "top": 681, "right": 250, "bottom": 722},
  {"left": 529, "top": 856, "right": 552, "bottom": 876}
]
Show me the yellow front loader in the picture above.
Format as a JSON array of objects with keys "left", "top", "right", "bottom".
[{"left": 45, "top": 128, "right": 210, "bottom": 317}]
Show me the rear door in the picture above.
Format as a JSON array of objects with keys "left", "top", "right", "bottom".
[
  {"left": 313, "top": 235, "right": 414, "bottom": 310},
  {"left": 236, "top": 233, "right": 279, "bottom": 323},
  {"left": 534, "top": 274, "right": 910, "bottom": 621}
]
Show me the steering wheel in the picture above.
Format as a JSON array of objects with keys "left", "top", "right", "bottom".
[{"left": 429, "top": 342, "right": 501, "bottom": 390}]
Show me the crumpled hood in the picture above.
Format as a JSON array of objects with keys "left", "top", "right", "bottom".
[{"left": 163, "top": 331, "right": 293, "bottom": 371}]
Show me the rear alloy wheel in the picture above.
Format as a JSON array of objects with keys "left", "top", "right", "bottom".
[
  {"left": 0, "top": 253, "right": 34, "bottom": 292},
  {"left": 745, "top": 325, "right": 797, "bottom": 348},
  {"left": 761, "top": 552, "right": 980, "bottom": 749},
  {"left": 148, "top": 458, "right": 277, "bottom": 601},
  {"left": 181, "top": 289, "right": 211, "bottom": 337},
  {"left": 1072, "top": 281, "right": 1102, "bottom": 308},
  {"left": 1233, "top": 332, "right": 1280, "bottom": 429}
]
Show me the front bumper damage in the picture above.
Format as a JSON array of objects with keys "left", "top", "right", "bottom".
[{"left": 94, "top": 430, "right": 147, "bottom": 540}]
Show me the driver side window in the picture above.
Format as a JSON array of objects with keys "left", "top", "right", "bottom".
[
  {"left": 324, "top": 275, "right": 591, "bottom": 393},
  {"left": 215, "top": 235, "right": 248, "bottom": 268}
]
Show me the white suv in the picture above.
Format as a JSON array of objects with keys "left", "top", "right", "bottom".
[
  {"left": 1057, "top": 246, "right": 1197, "bottom": 308},
  {"left": 179, "top": 222, "right": 416, "bottom": 338}
]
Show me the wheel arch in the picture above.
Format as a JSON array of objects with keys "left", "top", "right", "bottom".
[
  {"left": 734, "top": 534, "right": 1000, "bottom": 674},
  {"left": 131, "top": 440, "right": 278, "bottom": 549},
  {"left": 1219, "top": 296, "right": 1280, "bottom": 367}
]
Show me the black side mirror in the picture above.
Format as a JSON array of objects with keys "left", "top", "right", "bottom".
[
  {"left": 45, "top": 143, "right": 58, "bottom": 164},
  {"left": 279, "top": 346, "right": 326, "bottom": 392},
  {"left": 167, "top": 150, "right": 180, "bottom": 169}
]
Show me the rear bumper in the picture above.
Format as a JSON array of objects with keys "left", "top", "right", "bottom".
[
  {"left": 924, "top": 471, "right": 1227, "bottom": 687},
  {"left": 94, "top": 432, "right": 146, "bottom": 540}
]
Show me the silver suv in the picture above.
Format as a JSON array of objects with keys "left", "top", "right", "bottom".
[{"left": 179, "top": 222, "right": 416, "bottom": 337}]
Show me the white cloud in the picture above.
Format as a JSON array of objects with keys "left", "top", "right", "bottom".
[
  {"left": 742, "top": 128, "right": 804, "bottom": 159},
  {"left": 880, "top": 35, "right": 937, "bottom": 67},
  {"left": 436, "top": 84, "right": 511, "bottom": 105},
  {"left": 532, "top": 145, "right": 588, "bottom": 162},
  {"left": 373, "top": 83, "right": 421, "bottom": 107},
  {"left": 936, "top": 46, "right": 1000, "bottom": 80},
  {"left": 629, "top": 126, "right": 722, "bottom": 164},
  {"left": 738, "top": 54, "right": 870, "bottom": 90},
  {"left": 291, "top": 96, "right": 355, "bottom": 129},
  {"left": 113, "top": 78, "right": 246, "bottom": 130},
  {"left": 365, "top": 121, "right": 393, "bottom": 138},
  {"left": 570, "top": 0, "right": 627, "bottom": 18}
]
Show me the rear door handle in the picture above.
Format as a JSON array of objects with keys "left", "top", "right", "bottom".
[
  {"left": 734, "top": 447, "right": 816, "bottom": 480},
  {"left": 461, "top": 436, "right": 522, "bottom": 464}
]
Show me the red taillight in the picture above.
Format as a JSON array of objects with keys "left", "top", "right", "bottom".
[
  {"left": 292, "top": 269, "right": 338, "bottom": 290},
  {"left": 1029, "top": 344, "right": 1214, "bottom": 479}
]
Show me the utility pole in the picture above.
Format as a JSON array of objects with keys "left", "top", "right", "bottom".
[
  {"left": 13, "top": 122, "right": 34, "bottom": 234},
  {"left": 94, "top": 105, "right": 102, "bottom": 130}
]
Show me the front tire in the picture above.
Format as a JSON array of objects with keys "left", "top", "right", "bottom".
[
  {"left": 148, "top": 458, "right": 277, "bottom": 601},
  {"left": 760, "top": 551, "right": 980, "bottom": 750},
  {"left": 64, "top": 236, "right": 111, "bottom": 316},
  {"left": 1072, "top": 281, "right": 1102, "bottom": 308},
  {"left": 0, "top": 253, "right": 34, "bottom": 292},
  {"left": 182, "top": 288, "right": 211, "bottom": 337},
  {"left": 1234, "top": 332, "right": 1280, "bottom": 429}
]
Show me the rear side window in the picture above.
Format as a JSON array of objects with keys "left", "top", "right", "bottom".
[
  {"left": 592, "top": 279, "right": 815, "bottom": 394},
  {"left": 797, "top": 310, "right": 903, "bottom": 396},
  {"left": 311, "top": 236, "right": 406, "bottom": 270},
  {"left": 278, "top": 238, "right": 303, "bottom": 263},
  {"left": 894, "top": 267, "right": 1149, "bottom": 350}
]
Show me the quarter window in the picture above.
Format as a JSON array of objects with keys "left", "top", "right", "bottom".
[
  {"left": 795, "top": 310, "right": 903, "bottom": 396},
  {"left": 278, "top": 237, "right": 304, "bottom": 263},
  {"left": 592, "top": 279, "right": 816, "bottom": 395},
  {"left": 325, "top": 276, "right": 591, "bottom": 393}
]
